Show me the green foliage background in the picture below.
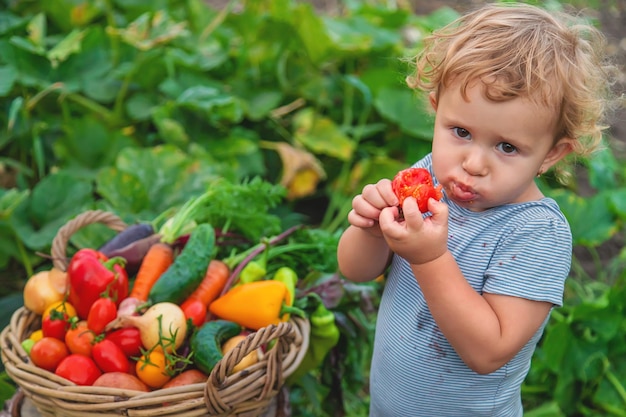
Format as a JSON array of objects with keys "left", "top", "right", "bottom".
[{"left": 1, "top": 0, "right": 625, "bottom": 415}]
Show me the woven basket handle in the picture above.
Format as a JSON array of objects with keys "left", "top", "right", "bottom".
[
  {"left": 50, "top": 210, "right": 127, "bottom": 272},
  {"left": 204, "top": 320, "right": 297, "bottom": 414}
]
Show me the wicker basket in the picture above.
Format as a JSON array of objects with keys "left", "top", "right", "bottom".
[{"left": 0, "top": 210, "right": 310, "bottom": 417}]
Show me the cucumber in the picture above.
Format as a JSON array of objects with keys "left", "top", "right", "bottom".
[
  {"left": 191, "top": 320, "right": 242, "bottom": 374},
  {"left": 148, "top": 223, "right": 215, "bottom": 305}
]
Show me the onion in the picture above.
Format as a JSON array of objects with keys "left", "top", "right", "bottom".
[
  {"left": 23, "top": 269, "right": 68, "bottom": 315},
  {"left": 106, "top": 302, "right": 187, "bottom": 352},
  {"left": 117, "top": 297, "right": 143, "bottom": 317}
]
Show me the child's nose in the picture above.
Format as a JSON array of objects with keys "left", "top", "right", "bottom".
[{"left": 462, "top": 149, "right": 488, "bottom": 176}]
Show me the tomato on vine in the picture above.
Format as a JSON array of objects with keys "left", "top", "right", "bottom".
[
  {"left": 136, "top": 350, "right": 171, "bottom": 389},
  {"left": 41, "top": 312, "right": 71, "bottom": 340},
  {"left": 42, "top": 301, "right": 77, "bottom": 321},
  {"left": 64, "top": 321, "right": 95, "bottom": 356}
]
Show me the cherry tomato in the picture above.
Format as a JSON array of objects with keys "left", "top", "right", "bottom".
[
  {"left": 136, "top": 350, "right": 171, "bottom": 389},
  {"left": 87, "top": 297, "right": 117, "bottom": 335},
  {"left": 92, "top": 339, "right": 130, "bottom": 374},
  {"left": 181, "top": 299, "right": 207, "bottom": 328},
  {"left": 64, "top": 321, "right": 95, "bottom": 356},
  {"left": 30, "top": 337, "right": 69, "bottom": 372},
  {"left": 55, "top": 354, "right": 102, "bottom": 386},
  {"left": 42, "top": 301, "right": 77, "bottom": 321},
  {"left": 41, "top": 312, "right": 71, "bottom": 340},
  {"left": 105, "top": 327, "right": 142, "bottom": 357}
]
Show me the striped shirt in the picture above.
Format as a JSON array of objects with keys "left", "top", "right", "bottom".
[{"left": 369, "top": 154, "right": 571, "bottom": 417}]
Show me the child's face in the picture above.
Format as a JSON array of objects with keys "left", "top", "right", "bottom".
[{"left": 430, "top": 82, "right": 572, "bottom": 212}]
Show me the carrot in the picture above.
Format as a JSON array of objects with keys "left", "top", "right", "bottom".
[
  {"left": 129, "top": 242, "right": 174, "bottom": 302},
  {"left": 180, "top": 260, "right": 230, "bottom": 309}
]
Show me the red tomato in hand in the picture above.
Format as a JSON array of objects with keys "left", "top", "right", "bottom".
[
  {"left": 181, "top": 299, "right": 207, "bottom": 328},
  {"left": 92, "top": 339, "right": 130, "bottom": 373},
  {"left": 87, "top": 297, "right": 117, "bottom": 335},
  {"left": 64, "top": 321, "right": 95, "bottom": 356},
  {"left": 30, "top": 337, "right": 69, "bottom": 372},
  {"left": 55, "top": 354, "right": 102, "bottom": 385},
  {"left": 391, "top": 167, "right": 443, "bottom": 213},
  {"left": 105, "top": 327, "right": 142, "bottom": 357}
]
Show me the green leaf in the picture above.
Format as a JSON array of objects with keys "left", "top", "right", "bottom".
[
  {"left": 176, "top": 86, "right": 245, "bottom": 123},
  {"left": 586, "top": 145, "right": 618, "bottom": 190},
  {"left": 345, "top": 156, "right": 406, "bottom": 195},
  {"left": 2, "top": 39, "right": 52, "bottom": 87},
  {"left": 0, "top": 188, "right": 29, "bottom": 220},
  {"left": 374, "top": 87, "right": 434, "bottom": 139},
  {"left": 41, "top": 0, "right": 104, "bottom": 32},
  {"left": 11, "top": 171, "right": 94, "bottom": 250},
  {"left": 96, "top": 167, "right": 151, "bottom": 215},
  {"left": 572, "top": 304, "right": 622, "bottom": 341},
  {"left": 98, "top": 146, "right": 223, "bottom": 217},
  {"left": 523, "top": 401, "right": 565, "bottom": 417},
  {"left": 9, "top": 35, "right": 45, "bottom": 55},
  {"left": 547, "top": 188, "right": 618, "bottom": 246},
  {"left": 166, "top": 42, "right": 228, "bottom": 72},
  {"left": 107, "top": 11, "right": 189, "bottom": 51},
  {"left": 0, "top": 11, "right": 27, "bottom": 36},
  {"left": 608, "top": 188, "right": 626, "bottom": 220},
  {"left": 289, "top": 3, "right": 331, "bottom": 63},
  {"left": 0, "top": 65, "right": 17, "bottom": 96},
  {"left": 26, "top": 13, "right": 46, "bottom": 51},
  {"left": 154, "top": 117, "right": 189, "bottom": 148},
  {"left": 323, "top": 16, "right": 401, "bottom": 53},
  {"left": 48, "top": 29, "right": 85, "bottom": 68},
  {"left": 293, "top": 108, "right": 356, "bottom": 161},
  {"left": 540, "top": 321, "right": 572, "bottom": 373},
  {"left": 409, "top": 6, "right": 460, "bottom": 32},
  {"left": 241, "top": 90, "right": 283, "bottom": 121},
  {"left": 52, "top": 116, "right": 134, "bottom": 170},
  {"left": 126, "top": 92, "right": 157, "bottom": 120}
]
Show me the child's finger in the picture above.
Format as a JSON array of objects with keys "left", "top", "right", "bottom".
[
  {"left": 400, "top": 197, "right": 423, "bottom": 227},
  {"left": 427, "top": 198, "right": 449, "bottom": 225}
]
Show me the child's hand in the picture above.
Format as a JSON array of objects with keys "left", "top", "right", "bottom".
[
  {"left": 379, "top": 195, "right": 449, "bottom": 265},
  {"left": 347, "top": 179, "right": 399, "bottom": 236}
]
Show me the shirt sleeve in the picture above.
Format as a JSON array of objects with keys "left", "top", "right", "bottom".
[{"left": 483, "top": 215, "right": 572, "bottom": 307}]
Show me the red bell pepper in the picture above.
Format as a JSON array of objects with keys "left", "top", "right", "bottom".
[{"left": 67, "top": 248, "right": 129, "bottom": 319}]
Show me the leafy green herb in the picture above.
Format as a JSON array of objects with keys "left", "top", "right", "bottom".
[{"left": 157, "top": 176, "right": 286, "bottom": 245}]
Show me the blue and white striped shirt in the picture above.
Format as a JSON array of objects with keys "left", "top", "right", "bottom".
[{"left": 369, "top": 154, "right": 571, "bottom": 417}]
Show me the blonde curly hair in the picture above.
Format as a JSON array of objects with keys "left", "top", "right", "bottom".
[{"left": 406, "top": 3, "right": 617, "bottom": 168}]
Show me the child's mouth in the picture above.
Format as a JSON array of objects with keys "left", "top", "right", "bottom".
[{"left": 449, "top": 182, "right": 478, "bottom": 202}]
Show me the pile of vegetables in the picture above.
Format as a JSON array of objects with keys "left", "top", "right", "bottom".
[{"left": 19, "top": 179, "right": 343, "bottom": 392}]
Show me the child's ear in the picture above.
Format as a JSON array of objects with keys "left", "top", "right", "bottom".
[
  {"left": 429, "top": 92, "right": 438, "bottom": 111},
  {"left": 541, "top": 137, "right": 574, "bottom": 171}
]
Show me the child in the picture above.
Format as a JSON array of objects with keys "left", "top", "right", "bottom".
[{"left": 337, "top": 3, "right": 616, "bottom": 416}]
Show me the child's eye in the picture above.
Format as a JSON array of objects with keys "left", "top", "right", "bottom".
[
  {"left": 497, "top": 142, "right": 517, "bottom": 154},
  {"left": 452, "top": 127, "right": 471, "bottom": 139}
]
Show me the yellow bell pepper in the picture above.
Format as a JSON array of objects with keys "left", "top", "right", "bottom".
[{"left": 209, "top": 280, "right": 303, "bottom": 330}]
